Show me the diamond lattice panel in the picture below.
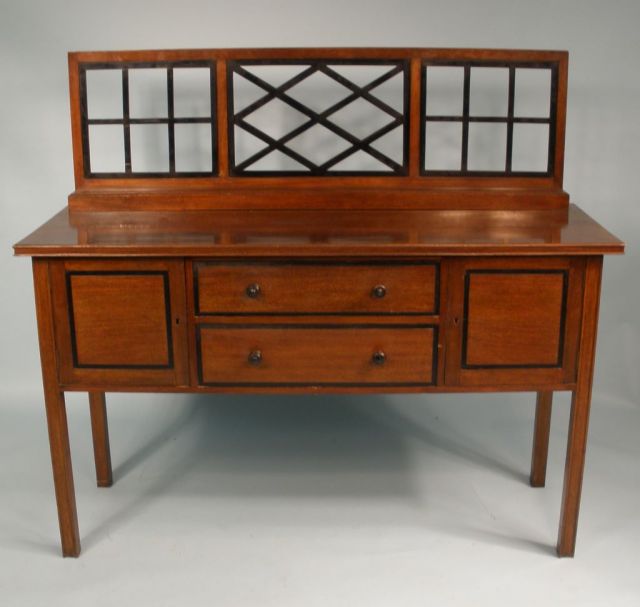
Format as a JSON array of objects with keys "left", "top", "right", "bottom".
[{"left": 228, "top": 60, "right": 409, "bottom": 176}]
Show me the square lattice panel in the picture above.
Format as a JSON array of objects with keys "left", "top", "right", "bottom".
[
  {"left": 421, "top": 61, "right": 557, "bottom": 176},
  {"left": 81, "top": 61, "right": 217, "bottom": 177},
  {"left": 228, "top": 60, "right": 410, "bottom": 176}
]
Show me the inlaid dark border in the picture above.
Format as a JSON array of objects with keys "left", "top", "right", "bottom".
[
  {"left": 66, "top": 270, "right": 174, "bottom": 369},
  {"left": 196, "top": 323, "right": 438, "bottom": 387},
  {"left": 227, "top": 59, "right": 410, "bottom": 176},
  {"left": 192, "top": 260, "right": 440, "bottom": 316},
  {"left": 79, "top": 60, "right": 218, "bottom": 178},
  {"left": 461, "top": 269, "right": 569, "bottom": 369},
  {"left": 420, "top": 60, "right": 559, "bottom": 177}
]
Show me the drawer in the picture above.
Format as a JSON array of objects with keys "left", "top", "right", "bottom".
[
  {"left": 194, "top": 261, "right": 438, "bottom": 315},
  {"left": 197, "top": 324, "right": 437, "bottom": 385}
]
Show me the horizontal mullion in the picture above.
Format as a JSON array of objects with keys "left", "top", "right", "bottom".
[
  {"left": 423, "top": 60, "right": 557, "bottom": 70},
  {"left": 88, "top": 117, "right": 212, "bottom": 125},
  {"left": 423, "top": 169, "right": 552, "bottom": 177},
  {"left": 80, "top": 60, "right": 215, "bottom": 71},
  {"left": 424, "top": 115, "right": 550, "bottom": 124},
  {"left": 87, "top": 171, "right": 215, "bottom": 178}
]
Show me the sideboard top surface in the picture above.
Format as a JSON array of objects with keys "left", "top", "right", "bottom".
[{"left": 14, "top": 204, "right": 624, "bottom": 257}]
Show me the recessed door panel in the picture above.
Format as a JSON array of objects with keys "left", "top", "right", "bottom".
[
  {"left": 463, "top": 270, "right": 567, "bottom": 368},
  {"left": 445, "top": 257, "right": 584, "bottom": 387},
  {"left": 51, "top": 259, "right": 188, "bottom": 387}
]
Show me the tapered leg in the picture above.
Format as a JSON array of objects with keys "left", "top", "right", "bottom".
[
  {"left": 557, "top": 256, "right": 603, "bottom": 557},
  {"left": 557, "top": 386, "right": 592, "bottom": 556},
  {"left": 33, "top": 259, "right": 81, "bottom": 557},
  {"left": 44, "top": 389, "right": 81, "bottom": 557},
  {"left": 530, "top": 391, "right": 553, "bottom": 487},
  {"left": 89, "top": 392, "right": 113, "bottom": 487}
]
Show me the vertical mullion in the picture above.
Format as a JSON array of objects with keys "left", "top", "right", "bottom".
[
  {"left": 418, "top": 60, "right": 427, "bottom": 175},
  {"left": 408, "top": 57, "right": 422, "bottom": 176},
  {"left": 505, "top": 65, "right": 515, "bottom": 173},
  {"left": 78, "top": 67, "right": 91, "bottom": 177},
  {"left": 220, "top": 61, "right": 234, "bottom": 175},
  {"left": 167, "top": 67, "right": 175, "bottom": 174},
  {"left": 460, "top": 65, "right": 470, "bottom": 172},
  {"left": 122, "top": 68, "right": 131, "bottom": 174},
  {"left": 548, "top": 64, "right": 559, "bottom": 176},
  {"left": 211, "top": 62, "right": 220, "bottom": 175}
]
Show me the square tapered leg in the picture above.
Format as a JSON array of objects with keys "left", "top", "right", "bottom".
[{"left": 89, "top": 392, "right": 112, "bottom": 487}]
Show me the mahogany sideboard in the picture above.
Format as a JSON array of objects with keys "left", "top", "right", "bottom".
[{"left": 14, "top": 48, "right": 624, "bottom": 558}]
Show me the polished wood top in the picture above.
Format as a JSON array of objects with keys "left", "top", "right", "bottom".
[{"left": 14, "top": 204, "right": 623, "bottom": 257}]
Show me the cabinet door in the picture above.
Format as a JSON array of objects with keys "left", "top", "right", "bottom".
[
  {"left": 444, "top": 257, "right": 584, "bottom": 387},
  {"left": 50, "top": 259, "right": 188, "bottom": 387}
]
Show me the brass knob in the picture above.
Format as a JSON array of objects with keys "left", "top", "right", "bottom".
[
  {"left": 372, "top": 351, "right": 386, "bottom": 365},
  {"left": 246, "top": 283, "right": 261, "bottom": 298},
  {"left": 248, "top": 350, "right": 262, "bottom": 365},
  {"left": 371, "top": 285, "right": 386, "bottom": 298}
]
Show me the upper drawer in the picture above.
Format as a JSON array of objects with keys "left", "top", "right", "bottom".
[{"left": 193, "top": 261, "right": 439, "bottom": 315}]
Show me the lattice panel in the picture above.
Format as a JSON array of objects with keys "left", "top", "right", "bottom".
[
  {"left": 69, "top": 49, "right": 568, "bottom": 198},
  {"left": 421, "top": 61, "right": 558, "bottom": 176},
  {"left": 228, "top": 60, "right": 409, "bottom": 176},
  {"left": 80, "top": 61, "right": 217, "bottom": 177}
]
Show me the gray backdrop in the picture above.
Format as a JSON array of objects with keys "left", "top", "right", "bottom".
[
  {"left": 1, "top": 1, "right": 638, "bottom": 605},
  {"left": 2, "top": 0, "right": 637, "bottom": 403}
]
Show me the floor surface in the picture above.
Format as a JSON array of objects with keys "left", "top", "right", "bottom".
[{"left": 1, "top": 390, "right": 639, "bottom": 606}]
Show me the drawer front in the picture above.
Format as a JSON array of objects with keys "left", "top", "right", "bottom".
[
  {"left": 197, "top": 325, "right": 437, "bottom": 386},
  {"left": 194, "top": 262, "right": 438, "bottom": 315}
]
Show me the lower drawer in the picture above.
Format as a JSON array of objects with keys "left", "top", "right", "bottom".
[{"left": 197, "top": 324, "right": 437, "bottom": 386}]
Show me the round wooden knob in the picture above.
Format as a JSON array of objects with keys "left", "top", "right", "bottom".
[
  {"left": 372, "top": 351, "right": 386, "bottom": 365},
  {"left": 371, "top": 285, "right": 386, "bottom": 298},
  {"left": 246, "top": 283, "right": 261, "bottom": 298},
  {"left": 248, "top": 350, "right": 262, "bottom": 365}
]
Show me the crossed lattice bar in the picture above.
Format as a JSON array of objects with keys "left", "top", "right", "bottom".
[{"left": 228, "top": 60, "right": 409, "bottom": 175}]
